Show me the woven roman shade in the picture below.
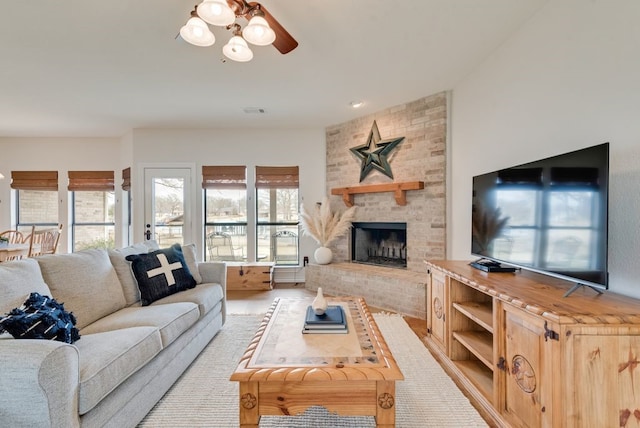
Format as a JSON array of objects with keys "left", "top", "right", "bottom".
[
  {"left": 68, "top": 171, "right": 115, "bottom": 191},
  {"left": 11, "top": 171, "right": 58, "bottom": 191},
  {"left": 122, "top": 167, "right": 131, "bottom": 191},
  {"left": 255, "top": 166, "right": 299, "bottom": 189},
  {"left": 202, "top": 166, "right": 246, "bottom": 189}
]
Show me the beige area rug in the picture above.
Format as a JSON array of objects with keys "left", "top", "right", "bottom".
[{"left": 138, "top": 314, "right": 488, "bottom": 427}]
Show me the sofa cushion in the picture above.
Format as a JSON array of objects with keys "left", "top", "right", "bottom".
[
  {"left": 80, "top": 302, "right": 199, "bottom": 348},
  {"left": 75, "top": 326, "right": 162, "bottom": 415},
  {"left": 0, "top": 292, "right": 80, "bottom": 343},
  {"left": 108, "top": 243, "right": 150, "bottom": 306},
  {"left": 181, "top": 243, "right": 203, "bottom": 284},
  {"left": 0, "top": 258, "right": 52, "bottom": 315},
  {"left": 126, "top": 244, "right": 196, "bottom": 306},
  {"left": 151, "top": 283, "right": 224, "bottom": 319},
  {"left": 37, "top": 249, "right": 127, "bottom": 330}
]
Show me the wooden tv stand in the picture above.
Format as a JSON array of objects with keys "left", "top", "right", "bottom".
[{"left": 424, "top": 260, "right": 640, "bottom": 428}]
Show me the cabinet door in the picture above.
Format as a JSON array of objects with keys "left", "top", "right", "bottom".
[
  {"left": 499, "top": 304, "right": 553, "bottom": 428},
  {"left": 428, "top": 269, "right": 448, "bottom": 353},
  {"left": 568, "top": 333, "right": 640, "bottom": 427}
]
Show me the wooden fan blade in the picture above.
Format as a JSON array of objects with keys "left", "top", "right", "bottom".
[{"left": 248, "top": 2, "right": 298, "bottom": 54}]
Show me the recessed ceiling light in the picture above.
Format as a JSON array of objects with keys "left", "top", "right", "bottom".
[{"left": 350, "top": 101, "right": 364, "bottom": 108}]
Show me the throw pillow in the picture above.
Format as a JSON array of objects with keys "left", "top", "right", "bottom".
[
  {"left": 126, "top": 244, "right": 197, "bottom": 306},
  {"left": 181, "top": 243, "right": 202, "bottom": 284},
  {"left": 0, "top": 292, "right": 80, "bottom": 344},
  {"left": 108, "top": 243, "right": 151, "bottom": 306}
]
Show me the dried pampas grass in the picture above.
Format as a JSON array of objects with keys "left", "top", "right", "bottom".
[{"left": 300, "top": 196, "right": 357, "bottom": 247}]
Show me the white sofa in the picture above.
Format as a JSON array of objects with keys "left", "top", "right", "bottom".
[{"left": 0, "top": 243, "right": 226, "bottom": 428}]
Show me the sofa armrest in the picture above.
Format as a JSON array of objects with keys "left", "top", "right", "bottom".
[
  {"left": 197, "top": 262, "right": 227, "bottom": 292},
  {"left": 197, "top": 262, "right": 227, "bottom": 324},
  {"left": 0, "top": 339, "right": 80, "bottom": 428}
]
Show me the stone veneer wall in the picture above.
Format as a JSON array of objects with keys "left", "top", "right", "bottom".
[
  {"left": 306, "top": 263, "right": 427, "bottom": 319},
  {"left": 305, "top": 92, "right": 447, "bottom": 319}
]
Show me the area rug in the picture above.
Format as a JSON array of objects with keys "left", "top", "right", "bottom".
[{"left": 138, "top": 314, "right": 488, "bottom": 427}]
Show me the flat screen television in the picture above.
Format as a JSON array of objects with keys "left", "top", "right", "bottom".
[{"left": 471, "top": 143, "right": 609, "bottom": 295}]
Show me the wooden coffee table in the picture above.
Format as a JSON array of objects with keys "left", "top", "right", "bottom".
[{"left": 230, "top": 297, "right": 404, "bottom": 427}]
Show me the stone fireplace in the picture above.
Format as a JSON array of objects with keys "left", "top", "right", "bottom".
[
  {"left": 305, "top": 91, "right": 448, "bottom": 319},
  {"left": 351, "top": 222, "right": 407, "bottom": 268}
]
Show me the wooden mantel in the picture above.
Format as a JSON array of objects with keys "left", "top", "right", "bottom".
[{"left": 331, "top": 181, "right": 425, "bottom": 207}]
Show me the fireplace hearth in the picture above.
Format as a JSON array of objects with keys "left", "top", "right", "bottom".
[{"left": 351, "top": 222, "right": 407, "bottom": 268}]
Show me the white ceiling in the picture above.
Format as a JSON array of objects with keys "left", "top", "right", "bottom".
[{"left": 0, "top": 1, "right": 547, "bottom": 138}]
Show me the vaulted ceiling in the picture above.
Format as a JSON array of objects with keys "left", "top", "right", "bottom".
[{"left": 0, "top": 0, "right": 547, "bottom": 137}]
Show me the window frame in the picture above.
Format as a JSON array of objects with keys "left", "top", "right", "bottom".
[
  {"left": 203, "top": 166, "right": 248, "bottom": 262},
  {"left": 68, "top": 170, "right": 116, "bottom": 251},
  {"left": 255, "top": 166, "right": 300, "bottom": 265}
]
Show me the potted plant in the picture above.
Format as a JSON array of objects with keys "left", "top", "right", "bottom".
[{"left": 300, "top": 196, "right": 357, "bottom": 264}]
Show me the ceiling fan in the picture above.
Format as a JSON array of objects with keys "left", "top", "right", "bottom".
[{"left": 180, "top": 0, "right": 298, "bottom": 62}]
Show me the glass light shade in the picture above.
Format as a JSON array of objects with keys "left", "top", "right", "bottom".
[
  {"left": 242, "top": 16, "right": 276, "bottom": 46},
  {"left": 197, "top": 0, "right": 235, "bottom": 26},
  {"left": 180, "top": 17, "right": 215, "bottom": 47},
  {"left": 223, "top": 36, "right": 253, "bottom": 62}
]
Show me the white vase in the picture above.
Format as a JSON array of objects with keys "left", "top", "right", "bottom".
[
  {"left": 312, "top": 287, "right": 328, "bottom": 315},
  {"left": 314, "top": 246, "right": 333, "bottom": 265}
]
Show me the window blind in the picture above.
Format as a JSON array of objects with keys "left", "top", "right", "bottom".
[
  {"left": 255, "top": 166, "right": 299, "bottom": 189},
  {"left": 10, "top": 171, "right": 58, "bottom": 191},
  {"left": 202, "top": 165, "right": 247, "bottom": 189},
  {"left": 68, "top": 171, "right": 115, "bottom": 191}
]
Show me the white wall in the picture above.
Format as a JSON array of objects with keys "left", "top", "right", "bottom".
[
  {"left": 450, "top": 0, "right": 640, "bottom": 297},
  {"left": 0, "top": 128, "right": 326, "bottom": 264},
  {"left": 129, "top": 128, "right": 326, "bottom": 263},
  {"left": 0, "top": 137, "right": 122, "bottom": 253}
]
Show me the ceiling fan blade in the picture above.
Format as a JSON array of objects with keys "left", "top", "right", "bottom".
[{"left": 247, "top": 2, "right": 298, "bottom": 54}]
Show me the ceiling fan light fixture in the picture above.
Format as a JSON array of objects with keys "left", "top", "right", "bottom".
[
  {"left": 197, "top": 0, "right": 235, "bottom": 26},
  {"left": 243, "top": 15, "right": 276, "bottom": 46},
  {"left": 180, "top": 16, "right": 216, "bottom": 47},
  {"left": 223, "top": 35, "right": 254, "bottom": 62}
]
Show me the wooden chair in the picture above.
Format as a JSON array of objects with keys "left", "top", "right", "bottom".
[
  {"left": 0, "top": 229, "right": 28, "bottom": 261},
  {"left": 0, "top": 229, "right": 25, "bottom": 244},
  {"left": 28, "top": 224, "right": 62, "bottom": 257}
]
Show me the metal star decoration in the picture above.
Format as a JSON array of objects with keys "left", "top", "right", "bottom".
[{"left": 350, "top": 120, "right": 405, "bottom": 182}]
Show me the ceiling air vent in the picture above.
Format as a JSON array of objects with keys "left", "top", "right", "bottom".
[{"left": 243, "top": 107, "right": 266, "bottom": 114}]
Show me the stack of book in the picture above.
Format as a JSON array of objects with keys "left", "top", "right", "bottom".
[{"left": 302, "top": 305, "right": 348, "bottom": 334}]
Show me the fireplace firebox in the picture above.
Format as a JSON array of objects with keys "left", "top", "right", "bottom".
[{"left": 351, "top": 222, "right": 407, "bottom": 268}]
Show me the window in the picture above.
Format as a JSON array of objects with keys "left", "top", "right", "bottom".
[
  {"left": 255, "top": 166, "right": 299, "bottom": 265},
  {"left": 69, "top": 171, "right": 115, "bottom": 251},
  {"left": 12, "top": 171, "right": 59, "bottom": 234},
  {"left": 203, "top": 166, "right": 247, "bottom": 261}
]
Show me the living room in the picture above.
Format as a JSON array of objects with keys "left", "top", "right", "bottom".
[
  {"left": 1, "top": 1, "right": 640, "bottom": 425},
  {"left": 1, "top": 1, "right": 639, "bottom": 300}
]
